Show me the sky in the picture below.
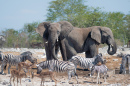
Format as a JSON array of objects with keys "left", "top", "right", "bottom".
[{"left": 0, "top": 0, "right": 130, "bottom": 31}]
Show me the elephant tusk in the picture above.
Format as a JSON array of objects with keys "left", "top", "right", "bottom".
[
  {"left": 57, "top": 39, "right": 59, "bottom": 42},
  {"left": 45, "top": 41, "right": 48, "bottom": 44},
  {"left": 111, "top": 44, "right": 113, "bottom": 47}
]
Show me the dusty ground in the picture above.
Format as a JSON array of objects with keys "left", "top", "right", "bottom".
[{"left": 0, "top": 50, "right": 130, "bottom": 86}]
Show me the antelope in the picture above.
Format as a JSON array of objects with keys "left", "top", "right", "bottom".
[
  {"left": 18, "top": 62, "right": 36, "bottom": 78},
  {"left": 32, "top": 71, "right": 57, "bottom": 86},
  {"left": 10, "top": 69, "right": 27, "bottom": 86}
]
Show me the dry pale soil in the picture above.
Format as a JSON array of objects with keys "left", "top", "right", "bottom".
[{"left": 0, "top": 49, "right": 130, "bottom": 86}]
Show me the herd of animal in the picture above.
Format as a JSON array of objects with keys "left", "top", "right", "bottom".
[{"left": 0, "top": 50, "right": 130, "bottom": 86}]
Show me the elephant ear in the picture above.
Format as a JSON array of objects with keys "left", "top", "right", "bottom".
[
  {"left": 58, "top": 21, "right": 74, "bottom": 40},
  {"left": 91, "top": 27, "right": 101, "bottom": 43},
  {"left": 36, "top": 22, "right": 51, "bottom": 39}
]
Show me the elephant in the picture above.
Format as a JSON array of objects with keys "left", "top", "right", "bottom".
[
  {"left": 36, "top": 21, "right": 74, "bottom": 60},
  {"left": 47, "top": 21, "right": 117, "bottom": 60}
]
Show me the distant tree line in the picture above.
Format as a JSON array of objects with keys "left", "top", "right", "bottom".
[{"left": 0, "top": 0, "right": 130, "bottom": 48}]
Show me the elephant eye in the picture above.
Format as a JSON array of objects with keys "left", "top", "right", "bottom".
[{"left": 57, "top": 31, "right": 60, "bottom": 34}]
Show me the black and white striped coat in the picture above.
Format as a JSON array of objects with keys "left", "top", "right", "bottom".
[
  {"left": 69, "top": 53, "right": 104, "bottom": 71},
  {"left": 36, "top": 60, "right": 78, "bottom": 83},
  {"left": 0, "top": 51, "right": 4, "bottom": 65},
  {"left": 119, "top": 54, "right": 130, "bottom": 74},
  {"left": 91, "top": 64, "right": 108, "bottom": 84},
  {"left": 0, "top": 51, "right": 36, "bottom": 74}
]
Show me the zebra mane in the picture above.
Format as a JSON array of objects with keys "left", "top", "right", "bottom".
[
  {"left": 20, "top": 55, "right": 27, "bottom": 62},
  {"left": 39, "top": 60, "right": 51, "bottom": 69}
]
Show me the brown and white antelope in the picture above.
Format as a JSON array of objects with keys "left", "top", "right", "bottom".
[
  {"left": 32, "top": 71, "right": 57, "bottom": 86},
  {"left": 10, "top": 69, "right": 27, "bottom": 86},
  {"left": 18, "top": 61, "right": 36, "bottom": 78}
]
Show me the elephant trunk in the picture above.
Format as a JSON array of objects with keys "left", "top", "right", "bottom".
[
  {"left": 107, "top": 41, "right": 117, "bottom": 55},
  {"left": 48, "top": 36, "right": 58, "bottom": 60}
]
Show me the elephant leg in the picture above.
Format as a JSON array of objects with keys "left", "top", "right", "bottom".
[
  {"left": 64, "top": 39, "right": 77, "bottom": 60},
  {"left": 85, "top": 51, "right": 92, "bottom": 58},
  {"left": 84, "top": 38, "right": 99, "bottom": 58},
  {"left": 60, "top": 39, "right": 67, "bottom": 61},
  {"left": 55, "top": 42, "right": 60, "bottom": 58},
  {"left": 85, "top": 40, "right": 98, "bottom": 58},
  {"left": 44, "top": 39, "right": 51, "bottom": 60}
]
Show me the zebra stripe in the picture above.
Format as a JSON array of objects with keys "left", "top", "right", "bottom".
[
  {"left": 91, "top": 64, "right": 108, "bottom": 84},
  {"left": 0, "top": 51, "right": 35, "bottom": 74},
  {"left": 37, "top": 60, "right": 75, "bottom": 72},
  {"left": 36, "top": 60, "right": 78, "bottom": 83},
  {"left": 119, "top": 54, "right": 130, "bottom": 74},
  {"left": 69, "top": 53, "right": 104, "bottom": 70}
]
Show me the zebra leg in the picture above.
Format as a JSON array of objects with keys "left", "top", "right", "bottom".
[
  {"left": 104, "top": 73, "right": 106, "bottom": 82},
  {"left": 124, "top": 67, "right": 126, "bottom": 74},
  {"left": 67, "top": 71, "right": 71, "bottom": 83},
  {"left": 89, "top": 66, "right": 92, "bottom": 77},
  {"left": 0, "top": 63, "right": 6, "bottom": 74},
  {"left": 74, "top": 65, "right": 77, "bottom": 73},
  {"left": 8, "top": 65, "right": 11, "bottom": 74},
  {"left": 97, "top": 72, "right": 99, "bottom": 84},
  {"left": 75, "top": 72, "right": 78, "bottom": 84}
]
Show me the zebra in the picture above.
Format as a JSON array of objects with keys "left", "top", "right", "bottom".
[
  {"left": 36, "top": 60, "right": 78, "bottom": 84},
  {"left": 90, "top": 64, "right": 108, "bottom": 84},
  {"left": 119, "top": 54, "right": 130, "bottom": 74},
  {"left": 69, "top": 53, "right": 104, "bottom": 76},
  {"left": 0, "top": 51, "right": 5, "bottom": 65},
  {"left": 0, "top": 51, "right": 36, "bottom": 74}
]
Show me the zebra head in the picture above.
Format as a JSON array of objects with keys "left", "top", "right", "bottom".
[
  {"left": 21, "top": 51, "right": 36, "bottom": 63},
  {"left": 36, "top": 63, "right": 42, "bottom": 74},
  {"left": 94, "top": 53, "right": 104, "bottom": 65}
]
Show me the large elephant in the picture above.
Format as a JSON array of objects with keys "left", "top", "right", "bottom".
[
  {"left": 36, "top": 21, "right": 74, "bottom": 60},
  {"left": 47, "top": 21, "right": 117, "bottom": 60}
]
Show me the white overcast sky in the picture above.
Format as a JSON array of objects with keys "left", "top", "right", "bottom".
[{"left": 0, "top": 0, "right": 129, "bottom": 31}]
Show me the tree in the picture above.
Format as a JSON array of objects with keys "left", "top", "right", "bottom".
[
  {"left": 2, "top": 29, "right": 18, "bottom": 47},
  {"left": 23, "top": 22, "right": 43, "bottom": 47},
  {"left": 46, "top": 0, "right": 88, "bottom": 22},
  {"left": 46, "top": 0, "right": 130, "bottom": 46}
]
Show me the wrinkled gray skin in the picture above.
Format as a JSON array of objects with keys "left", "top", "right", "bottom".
[
  {"left": 36, "top": 21, "right": 73, "bottom": 60},
  {"left": 48, "top": 21, "right": 117, "bottom": 60},
  {"left": 36, "top": 22, "right": 59, "bottom": 60}
]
